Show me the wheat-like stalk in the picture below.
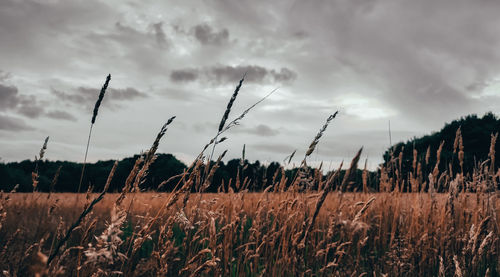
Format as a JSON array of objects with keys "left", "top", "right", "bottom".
[
  {"left": 47, "top": 161, "right": 117, "bottom": 266},
  {"left": 489, "top": 133, "right": 497, "bottom": 175},
  {"left": 353, "top": 196, "right": 375, "bottom": 222},
  {"left": 32, "top": 136, "right": 49, "bottom": 192},
  {"left": 210, "top": 76, "right": 244, "bottom": 161},
  {"left": 340, "top": 147, "right": 363, "bottom": 192},
  {"left": 283, "top": 149, "right": 297, "bottom": 165},
  {"left": 303, "top": 112, "right": 338, "bottom": 164},
  {"left": 132, "top": 117, "right": 176, "bottom": 191},
  {"left": 78, "top": 74, "right": 111, "bottom": 193},
  {"left": 218, "top": 77, "right": 244, "bottom": 133},
  {"left": 91, "top": 74, "right": 111, "bottom": 125}
]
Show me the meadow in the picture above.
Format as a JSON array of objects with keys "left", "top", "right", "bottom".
[
  {"left": 0, "top": 75, "right": 499, "bottom": 276},
  {"left": 0, "top": 191, "right": 498, "bottom": 276}
]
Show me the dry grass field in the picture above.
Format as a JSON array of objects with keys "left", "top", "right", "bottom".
[
  {"left": 1, "top": 76, "right": 499, "bottom": 276},
  {"left": 0, "top": 191, "right": 499, "bottom": 276}
]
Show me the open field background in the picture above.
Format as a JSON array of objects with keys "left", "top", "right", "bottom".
[
  {"left": 2, "top": 75, "right": 500, "bottom": 277},
  {"left": 3, "top": 1, "right": 500, "bottom": 275},
  {"left": 1, "top": 191, "right": 498, "bottom": 276}
]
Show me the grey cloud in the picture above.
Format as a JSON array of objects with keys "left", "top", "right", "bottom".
[
  {"left": 193, "top": 23, "right": 229, "bottom": 45},
  {"left": 170, "top": 70, "right": 198, "bottom": 83},
  {"left": 192, "top": 122, "right": 281, "bottom": 137},
  {"left": 192, "top": 121, "right": 217, "bottom": 134},
  {"left": 292, "top": 30, "right": 308, "bottom": 39},
  {"left": 170, "top": 65, "right": 297, "bottom": 85},
  {"left": 3, "top": 0, "right": 500, "bottom": 165},
  {"left": 53, "top": 86, "right": 147, "bottom": 108},
  {"left": 320, "top": 130, "right": 420, "bottom": 158},
  {"left": 115, "top": 21, "right": 137, "bottom": 33},
  {"left": 0, "top": 71, "right": 11, "bottom": 82},
  {"left": 0, "top": 0, "right": 115, "bottom": 71},
  {"left": 52, "top": 89, "right": 86, "bottom": 105},
  {"left": 17, "top": 96, "right": 44, "bottom": 118},
  {"left": 0, "top": 84, "right": 45, "bottom": 118},
  {"left": 253, "top": 124, "right": 279, "bottom": 137},
  {"left": 0, "top": 114, "right": 33, "bottom": 131},
  {"left": 271, "top": 68, "right": 296, "bottom": 83},
  {"left": 46, "top": 110, "right": 77, "bottom": 121},
  {"left": 211, "top": 65, "right": 297, "bottom": 84},
  {"left": 107, "top": 87, "right": 148, "bottom": 101},
  {"left": 152, "top": 22, "right": 168, "bottom": 48},
  {"left": 111, "top": 21, "right": 168, "bottom": 50},
  {"left": 75, "top": 21, "right": 173, "bottom": 76},
  {"left": 204, "top": 0, "right": 500, "bottom": 123},
  {"left": 233, "top": 124, "right": 279, "bottom": 137},
  {"left": 252, "top": 143, "right": 295, "bottom": 155},
  {"left": 291, "top": 0, "right": 499, "bottom": 123},
  {"left": 0, "top": 84, "right": 20, "bottom": 110},
  {"left": 466, "top": 82, "right": 485, "bottom": 92},
  {"left": 465, "top": 80, "right": 493, "bottom": 95},
  {"left": 193, "top": 123, "right": 205, "bottom": 133},
  {"left": 211, "top": 65, "right": 267, "bottom": 84},
  {"left": 160, "top": 87, "right": 196, "bottom": 101},
  {"left": 113, "top": 22, "right": 148, "bottom": 43}
]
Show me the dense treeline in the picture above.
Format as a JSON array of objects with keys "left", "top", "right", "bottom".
[
  {"left": 0, "top": 154, "right": 376, "bottom": 192},
  {"left": 383, "top": 112, "right": 500, "bottom": 191},
  {"left": 3, "top": 112, "right": 500, "bottom": 193},
  {"left": 0, "top": 154, "right": 185, "bottom": 193}
]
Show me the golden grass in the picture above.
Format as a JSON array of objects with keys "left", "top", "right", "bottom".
[
  {"left": 1, "top": 191, "right": 498, "bottom": 276},
  {"left": 2, "top": 76, "right": 499, "bottom": 276}
]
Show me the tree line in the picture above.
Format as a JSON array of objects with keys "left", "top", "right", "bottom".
[
  {"left": 382, "top": 112, "right": 500, "bottom": 191},
  {"left": 0, "top": 153, "right": 377, "bottom": 193},
  {"left": 1, "top": 112, "right": 499, "bottom": 193}
]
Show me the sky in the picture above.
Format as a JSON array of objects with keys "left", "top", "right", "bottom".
[{"left": 1, "top": 0, "right": 500, "bottom": 170}]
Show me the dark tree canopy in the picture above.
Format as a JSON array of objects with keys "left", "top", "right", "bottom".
[
  {"left": 2, "top": 113, "right": 497, "bottom": 193},
  {"left": 0, "top": 154, "right": 186, "bottom": 193},
  {"left": 383, "top": 112, "right": 500, "bottom": 180}
]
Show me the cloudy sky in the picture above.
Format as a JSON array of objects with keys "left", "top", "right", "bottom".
[{"left": 1, "top": 0, "right": 500, "bottom": 169}]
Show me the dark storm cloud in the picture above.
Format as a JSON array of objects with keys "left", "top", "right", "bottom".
[
  {"left": 0, "top": 114, "right": 32, "bottom": 131},
  {"left": 192, "top": 23, "right": 230, "bottom": 45},
  {"left": 46, "top": 110, "right": 77, "bottom": 121},
  {"left": 170, "top": 65, "right": 297, "bottom": 85}
]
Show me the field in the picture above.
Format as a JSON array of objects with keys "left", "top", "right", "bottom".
[
  {"left": 0, "top": 191, "right": 498, "bottom": 276},
  {"left": 1, "top": 77, "right": 499, "bottom": 276}
]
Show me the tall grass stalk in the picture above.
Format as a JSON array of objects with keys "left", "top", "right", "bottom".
[
  {"left": 32, "top": 136, "right": 49, "bottom": 192},
  {"left": 209, "top": 76, "right": 245, "bottom": 161},
  {"left": 47, "top": 161, "right": 117, "bottom": 266},
  {"left": 77, "top": 74, "right": 111, "bottom": 193}
]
